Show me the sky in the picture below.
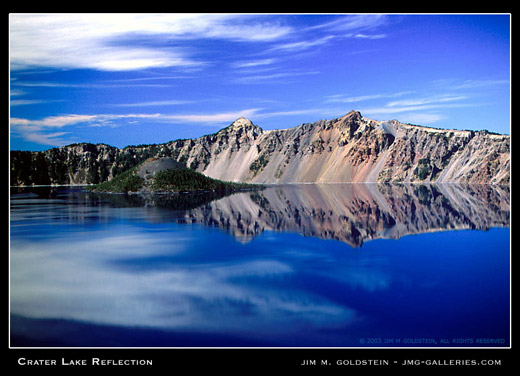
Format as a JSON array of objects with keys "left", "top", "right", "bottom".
[{"left": 9, "top": 13, "right": 511, "bottom": 151}]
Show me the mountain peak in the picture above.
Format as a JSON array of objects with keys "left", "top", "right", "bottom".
[
  {"left": 341, "top": 110, "right": 363, "bottom": 120},
  {"left": 231, "top": 117, "right": 253, "bottom": 127},
  {"left": 223, "top": 117, "right": 263, "bottom": 134}
]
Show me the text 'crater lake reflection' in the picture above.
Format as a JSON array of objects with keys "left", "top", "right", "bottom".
[{"left": 10, "top": 183, "right": 510, "bottom": 347}]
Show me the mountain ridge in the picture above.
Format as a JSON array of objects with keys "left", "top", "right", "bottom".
[{"left": 10, "top": 111, "right": 510, "bottom": 186}]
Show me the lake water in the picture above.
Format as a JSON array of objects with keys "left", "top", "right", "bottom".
[{"left": 9, "top": 183, "right": 510, "bottom": 347}]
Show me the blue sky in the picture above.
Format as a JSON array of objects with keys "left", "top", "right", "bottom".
[{"left": 10, "top": 14, "right": 511, "bottom": 151}]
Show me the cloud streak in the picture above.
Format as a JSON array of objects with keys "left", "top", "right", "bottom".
[
  {"left": 11, "top": 107, "right": 315, "bottom": 131},
  {"left": 234, "top": 71, "right": 320, "bottom": 84},
  {"left": 10, "top": 105, "right": 336, "bottom": 147},
  {"left": 324, "top": 89, "right": 477, "bottom": 126},
  {"left": 307, "top": 14, "right": 390, "bottom": 33},
  {"left": 232, "top": 58, "right": 277, "bottom": 69},
  {"left": 10, "top": 113, "right": 162, "bottom": 146},
  {"left": 357, "top": 93, "right": 477, "bottom": 125},
  {"left": 326, "top": 91, "right": 413, "bottom": 104},
  {"left": 9, "top": 109, "right": 264, "bottom": 146},
  {"left": 10, "top": 223, "right": 356, "bottom": 335},
  {"left": 9, "top": 14, "right": 293, "bottom": 71},
  {"left": 267, "top": 35, "right": 336, "bottom": 53},
  {"left": 112, "top": 100, "right": 194, "bottom": 107},
  {"left": 10, "top": 99, "right": 64, "bottom": 107},
  {"left": 385, "top": 95, "right": 468, "bottom": 107}
]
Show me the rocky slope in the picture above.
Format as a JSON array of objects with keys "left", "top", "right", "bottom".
[{"left": 10, "top": 111, "right": 510, "bottom": 186}]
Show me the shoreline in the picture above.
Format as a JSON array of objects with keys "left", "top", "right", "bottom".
[{"left": 9, "top": 181, "right": 511, "bottom": 189}]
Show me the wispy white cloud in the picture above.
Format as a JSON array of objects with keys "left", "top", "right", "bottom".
[
  {"left": 105, "top": 75, "right": 194, "bottom": 82},
  {"left": 257, "top": 15, "right": 391, "bottom": 62},
  {"left": 354, "top": 92, "right": 477, "bottom": 125},
  {"left": 11, "top": 114, "right": 100, "bottom": 128},
  {"left": 452, "top": 79, "right": 509, "bottom": 89},
  {"left": 234, "top": 71, "right": 320, "bottom": 84},
  {"left": 267, "top": 35, "right": 335, "bottom": 53},
  {"left": 21, "top": 131, "right": 74, "bottom": 146},
  {"left": 11, "top": 81, "right": 79, "bottom": 88},
  {"left": 353, "top": 33, "right": 386, "bottom": 39},
  {"left": 233, "top": 58, "right": 277, "bottom": 69},
  {"left": 10, "top": 105, "right": 338, "bottom": 147},
  {"left": 10, "top": 88, "right": 25, "bottom": 96},
  {"left": 9, "top": 109, "right": 267, "bottom": 147},
  {"left": 112, "top": 100, "right": 194, "bottom": 107},
  {"left": 255, "top": 109, "right": 321, "bottom": 119},
  {"left": 308, "top": 14, "right": 390, "bottom": 33},
  {"left": 9, "top": 14, "right": 293, "bottom": 72},
  {"left": 399, "top": 113, "right": 446, "bottom": 124},
  {"left": 386, "top": 95, "right": 467, "bottom": 107},
  {"left": 326, "top": 91, "right": 413, "bottom": 104},
  {"left": 11, "top": 80, "right": 171, "bottom": 89},
  {"left": 361, "top": 102, "right": 473, "bottom": 116},
  {"left": 10, "top": 110, "right": 267, "bottom": 130},
  {"left": 10, "top": 99, "right": 64, "bottom": 107},
  {"left": 163, "top": 109, "right": 262, "bottom": 123},
  {"left": 10, "top": 113, "right": 162, "bottom": 146},
  {"left": 430, "top": 78, "right": 509, "bottom": 91},
  {"left": 11, "top": 227, "right": 356, "bottom": 334}
]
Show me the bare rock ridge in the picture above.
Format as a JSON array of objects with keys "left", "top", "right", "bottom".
[
  {"left": 10, "top": 110, "right": 510, "bottom": 186},
  {"left": 174, "top": 110, "right": 509, "bottom": 185}
]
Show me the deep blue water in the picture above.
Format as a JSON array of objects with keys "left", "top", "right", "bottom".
[{"left": 9, "top": 184, "right": 510, "bottom": 347}]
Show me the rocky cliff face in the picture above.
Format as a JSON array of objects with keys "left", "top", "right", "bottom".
[{"left": 10, "top": 111, "right": 510, "bottom": 186}]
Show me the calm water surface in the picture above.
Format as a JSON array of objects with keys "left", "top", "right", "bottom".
[{"left": 9, "top": 184, "right": 510, "bottom": 347}]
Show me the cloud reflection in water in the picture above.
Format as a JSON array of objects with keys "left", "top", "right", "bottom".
[
  {"left": 10, "top": 221, "right": 361, "bottom": 341},
  {"left": 10, "top": 183, "right": 510, "bottom": 346}
]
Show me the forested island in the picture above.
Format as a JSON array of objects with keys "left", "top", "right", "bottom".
[{"left": 88, "top": 157, "right": 263, "bottom": 194}]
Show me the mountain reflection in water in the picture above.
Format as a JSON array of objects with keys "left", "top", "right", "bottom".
[
  {"left": 94, "top": 183, "right": 509, "bottom": 247},
  {"left": 9, "top": 183, "right": 510, "bottom": 347}
]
